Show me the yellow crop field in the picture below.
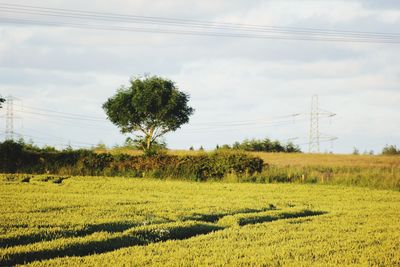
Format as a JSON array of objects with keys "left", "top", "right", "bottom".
[{"left": 1, "top": 174, "right": 399, "bottom": 266}]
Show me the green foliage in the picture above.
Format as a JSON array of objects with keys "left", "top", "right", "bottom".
[
  {"left": 0, "top": 140, "right": 263, "bottom": 181},
  {"left": 220, "top": 138, "right": 301, "bottom": 153},
  {"left": 0, "top": 96, "right": 4, "bottom": 108},
  {"left": 382, "top": 144, "right": 400, "bottom": 155},
  {"left": 103, "top": 75, "right": 194, "bottom": 154}
]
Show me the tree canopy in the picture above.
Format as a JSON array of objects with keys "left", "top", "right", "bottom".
[{"left": 103, "top": 75, "right": 194, "bottom": 154}]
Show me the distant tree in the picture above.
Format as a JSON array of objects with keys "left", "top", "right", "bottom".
[
  {"left": 93, "top": 141, "right": 107, "bottom": 150},
  {"left": 285, "top": 142, "right": 301, "bottom": 153},
  {"left": 232, "top": 141, "right": 241, "bottom": 150},
  {"left": 103, "top": 75, "right": 194, "bottom": 155},
  {"left": 382, "top": 145, "right": 400, "bottom": 155},
  {"left": 221, "top": 144, "right": 231, "bottom": 150},
  {"left": 189, "top": 146, "right": 194, "bottom": 151},
  {"left": 199, "top": 146, "right": 204, "bottom": 151},
  {"left": 0, "top": 96, "right": 5, "bottom": 108},
  {"left": 362, "top": 150, "right": 374, "bottom": 156},
  {"left": 224, "top": 138, "right": 300, "bottom": 153},
  {"left": 352, "top": 147, "right": 360, "bottom": 155}
]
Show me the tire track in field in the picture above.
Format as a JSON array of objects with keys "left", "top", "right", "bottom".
[{"left": 0, "top": 208, "right": 326, "bottom": 266}]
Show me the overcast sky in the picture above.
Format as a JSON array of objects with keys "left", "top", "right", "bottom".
[{"left": 0, "top": 0, "right": 399, "bottom": 153}]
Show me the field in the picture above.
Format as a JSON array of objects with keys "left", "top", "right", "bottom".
[
  {"left": 252, "top": 152, "right": 400, "bottom": 190},
  {"left": 1, "top": 174, "right": 400, "bottom": 266}
]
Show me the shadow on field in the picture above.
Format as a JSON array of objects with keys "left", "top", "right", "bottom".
[
  {"left": 235, "top": 210, "right": 327, "bottom": 226},
  {"left": 0, "top": 221, "right": 138, "bottom": 248},
  {"left": 0, "top": 223, "right": 222, "bottom": 266},
  {"left": 181, "top": 205, "right": 278, "bottom": 223}
]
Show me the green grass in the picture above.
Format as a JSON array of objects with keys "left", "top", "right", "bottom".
[{"left": 1, "top": 175, "right": 399, "bottom": 266}]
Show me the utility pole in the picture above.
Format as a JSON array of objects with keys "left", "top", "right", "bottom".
[{"left": 309, "top": 95, "right": 320, "bottom": 153}]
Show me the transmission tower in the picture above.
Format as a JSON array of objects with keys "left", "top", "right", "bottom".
[
  {"left": 2, "top": 95, "right": 22, "bottom": 141},
  {"left": 309, "top": 95, "right": 320, "bottom": 153},
  {"left": 5, "top": 95, "right": 15, "bottom": 140},
  {"left": 308, "top": 95, "right": 336, "bottom": 153}
]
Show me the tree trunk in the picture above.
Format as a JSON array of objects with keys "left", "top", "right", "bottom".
[{"left": 146, "top": 127, "right": 155, "bottom": 151}]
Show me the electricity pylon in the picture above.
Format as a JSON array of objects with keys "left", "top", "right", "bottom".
[
  {"left": 309, "top": 95, "right": 320, "bottom": 153},
  {"left": 2, "top": 95, "right": 21, "bottom": 140},
  {"left": 308, "top": 95, "right": 336, "bottom": 153},
  {"left": 5, "top": 95, "right": 15, "bottom": 140}
]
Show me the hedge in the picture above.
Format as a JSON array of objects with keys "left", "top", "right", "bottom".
[{"left": 0, "top": 141, "right": 264, "bottom": 181}]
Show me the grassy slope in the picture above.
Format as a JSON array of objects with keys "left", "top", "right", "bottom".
[{"left": 1, "top": 176, "right": 399, "bottom": 266}]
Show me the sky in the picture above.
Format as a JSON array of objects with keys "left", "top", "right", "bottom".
[{"left": 0, "top": 0, "right": 399, "bottom": 153}]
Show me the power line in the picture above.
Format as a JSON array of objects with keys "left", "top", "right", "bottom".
[
  {"left": 16, "top": 131, "right": 96, "bottom": 146},
  {"left": 19, "top": 102, "right": 308, "bottom": 129},
  {"left": 1, "top": 3, "right": 399, "bottom": 39},
  {"left": 0, "top": 3, "right": 399, "bottom": 44},
  {"left": 13, "top": 132, "right": 94, "bottom": 148},
  {"left": 190, "top": 114, "right": 301, "bottom": 126},
  {"left": 1, "top": 18, "right": 399, "bottom": 44},
  {"left": 297, "top": 137, "right": 338, "bottom": 147},
  {"left": 22, "top": 105, "right": 105, "bottom": 120},
  {"left": 20, "top": 127, "right": 96, "bottom": 146},
  {"left": 17, "top": 109, "right": 106, "bottom": 122},
  {"left": 184, "top": 119, "right": 303, "bottom": 133},
  {"left": 17, "top": 101, "right": 319, "bottom": 135}
]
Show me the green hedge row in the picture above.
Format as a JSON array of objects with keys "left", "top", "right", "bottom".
[{"left": 0, "top": 141, "right": 263, "bottom": 181}]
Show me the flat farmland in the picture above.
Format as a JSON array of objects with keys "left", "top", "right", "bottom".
[{"left": 1, "top": 175, "right": 399, "bottom": 266}]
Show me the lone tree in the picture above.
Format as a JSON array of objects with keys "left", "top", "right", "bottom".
[{"left": 103, "top": 75, "right": 194, "bottom": 155}]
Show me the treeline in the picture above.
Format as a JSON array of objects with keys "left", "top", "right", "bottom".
[
  {"left": 0, "top": 140, "right": 263, "bottom": 181},
  {"left": 215, "top": 138, "right": 301, "bottom": 153}
]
